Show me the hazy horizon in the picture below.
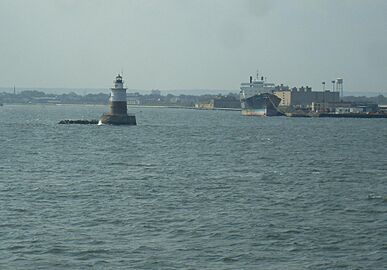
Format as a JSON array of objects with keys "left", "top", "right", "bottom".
[
  {"left": 1, "top": 86, "right": 386, "bottom": 98},
  {"left": 1, "top": 0, "right": 387, "bottom": 93}
]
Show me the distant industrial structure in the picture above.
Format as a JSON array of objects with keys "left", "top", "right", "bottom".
[
  {"left": 336, "top": 78, "right": 344, "bottom": 98},
  {"left": 270, "top": 78, "right": 383, "bottom": 116},
  {"left": 272, "top": 78, "right": 345, "bottom": 109},
  {"left": 273, "top": 86, "right": 340, "bottom": 107}
]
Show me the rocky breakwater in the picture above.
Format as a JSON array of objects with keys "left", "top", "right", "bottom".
[{"left": 58, "top": 119, "right": 98, "bottom": 125}]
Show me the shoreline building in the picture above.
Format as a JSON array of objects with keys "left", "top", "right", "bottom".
[
  {"left": 274, "top": 86, "right": 340, "bottom": 107},
  {"left": 99, "top": 74, "right": 136, "bottom": 125}
]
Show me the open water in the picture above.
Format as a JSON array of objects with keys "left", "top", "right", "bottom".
[{"left": 0, "top": 105, "right": 386, "bottom": 269}]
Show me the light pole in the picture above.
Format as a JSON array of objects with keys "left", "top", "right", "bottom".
[{"left": 322, "top": 82, "right": 326, "bottom": 112}]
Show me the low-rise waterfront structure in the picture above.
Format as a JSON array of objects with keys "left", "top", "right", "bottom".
[{"left": 274, "top": 87, "right": 340, "bottom": 107}]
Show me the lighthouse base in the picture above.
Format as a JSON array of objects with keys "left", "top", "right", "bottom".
[{"left": 99, "top": 114, "right": 136, "bottom": 126}]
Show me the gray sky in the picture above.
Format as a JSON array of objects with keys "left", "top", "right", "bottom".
[{"left": 1, "top": 0, "right": 387, "bottom": 93}]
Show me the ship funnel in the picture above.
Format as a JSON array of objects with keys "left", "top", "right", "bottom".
[
  {"left": 261, "top": 76, "right": 264, "bottom": 81},
  {"left": 250, "top": 76, "right": 253, "bottom": 83}
]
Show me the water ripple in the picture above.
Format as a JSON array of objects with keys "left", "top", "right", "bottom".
[{"left": 0, "top": 105, "right": 386, "bottom": 269}]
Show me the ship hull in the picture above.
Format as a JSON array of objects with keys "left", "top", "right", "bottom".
[
  {"left": 241, "top": 93, "right": 282, "bottom": 116},
  {"left": 241, "top": 108, "right": 268, "bottom": 116}
]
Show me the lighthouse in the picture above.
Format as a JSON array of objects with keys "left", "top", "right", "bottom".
[{"left": 99, "top": 74, "right": 136, "bottom": 125}]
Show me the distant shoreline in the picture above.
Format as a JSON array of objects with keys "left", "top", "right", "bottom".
[{"left": 0, "top": 103, "right": 241, "bottom": 112}]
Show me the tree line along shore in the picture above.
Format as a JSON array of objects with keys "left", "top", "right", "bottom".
[{"left": 1, "top": 90, "right": 387, "bottom": 108}]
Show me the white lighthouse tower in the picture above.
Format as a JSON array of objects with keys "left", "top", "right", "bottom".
[{"left": 99, "top": 74, "right": 136, "bottom": 125}]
